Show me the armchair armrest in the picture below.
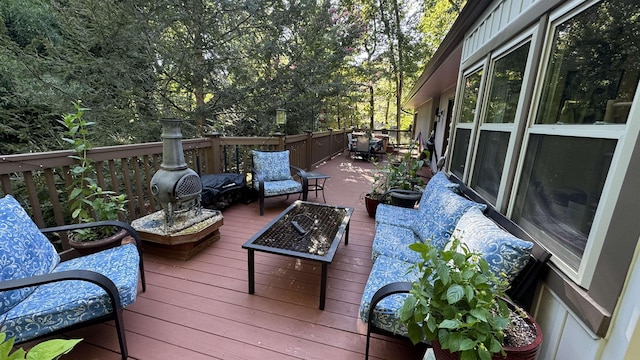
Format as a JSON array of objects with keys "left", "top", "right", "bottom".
[
  {"left": 40, "top": 220, "right": 146, "bottom": 292},
  {"left": 290, "top": 165, "right": 308, "bottom": 190},
  {"left": 367, "top": 281, "right": 413, "bottom": 327},
  {"left": 365, "top": 281, "right": 424, "bottom": 360},
  {"left": 0, "top": 269, "right": 123, "bottom": 309}
]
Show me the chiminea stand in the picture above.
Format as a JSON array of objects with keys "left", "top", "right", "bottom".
[{"left": 132, "top": 209, "right": 223, "bottom": 260}]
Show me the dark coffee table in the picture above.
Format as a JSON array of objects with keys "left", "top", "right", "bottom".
[{"left": 242, "top": 200, "right": 353, "bottom": 310}]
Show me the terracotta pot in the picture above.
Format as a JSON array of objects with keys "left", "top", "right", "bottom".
[
  {"left": 364, "top": 194, "right": 381, "bottom": 217},
  {"left": 431, "top": 310, "right": 543, "bottom": 360},
  {"left": 68, "top": 228, "right": 129, "bottom": 255}
]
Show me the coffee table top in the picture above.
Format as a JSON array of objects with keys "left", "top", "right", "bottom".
[{"left": 242, "top": 201, "right": 353, "bottom": 262}]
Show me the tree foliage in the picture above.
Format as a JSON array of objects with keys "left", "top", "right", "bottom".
[{"left": 0, "top": 0, "right": 462, "bottom": 153}]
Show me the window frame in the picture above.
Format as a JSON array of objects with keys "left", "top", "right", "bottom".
[
  {"left": 507, "top": 0, "right": 636, "bottom": 286},
  {"left": 467, "top": 29, "right": 539, "bottom": 211},
  {"left": 448, "top": 62, "right": 488, "bottom": 181}
]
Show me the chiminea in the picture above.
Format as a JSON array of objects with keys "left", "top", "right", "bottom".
[{"left": 150, "top": 119, "right": 202, "bottom": 232}]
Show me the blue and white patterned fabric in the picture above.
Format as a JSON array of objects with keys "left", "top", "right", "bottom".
[
  {"left": 375, "top": 172, "right": 459, "bottom": 228},
  {"left": 411, "top": 187, "right": 486, "bottom": 250},
  {"left": 359, "top": 255, "right": 421, "bottom": 336},
  {"left": 374, "top": 203, "right": 422, "bottom": 228},
  {"left": 2, "top": 243, "right": 140, "bottom": 342},
  {"left": 262, "top": 179, "right": 303, "bottom": 197},
  {"left": 0, "top": 195, "right": 60, "bottom": 314},
  {"left": 417, "top": 172, "right": 459, "bottom": 213},
  {"left": 450, "top": 207, "right": 533, "bottom": 283},
  {"left": 372, "top": 223, "right": 422, "bottom": 263},
  {"left": 252, "top": 150, "right": 293, "bottom": 182}
]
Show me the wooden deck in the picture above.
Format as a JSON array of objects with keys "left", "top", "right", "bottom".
[{"left": 48, "top": 154, "right": 427, "bottom": 360}]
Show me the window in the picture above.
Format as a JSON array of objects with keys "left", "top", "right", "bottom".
[
  {"left": 450, "top": 68, "right": 483, "bottom": 178},
  {"left": 512, "top": 135, "right": 616, "bottom": 270},
  {"left": 512, "top": 0, "right": 639, "bottom": 275},
  {"left": 536, "top": 0, "right": 639, "bottom": 126},
  {"left": 471, "top": 42, "right": 531, "bottom": 204},
  {"left": 459, "top": 70, "right": 483, "bottom": 124}
]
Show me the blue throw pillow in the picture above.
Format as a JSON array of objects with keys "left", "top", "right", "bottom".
[
  {"left": 253, "top": 150, "right": 293, "bottom": 182},
  {"left": 0, "top": 195, "right": 60, "bottom": 314},
  {"left": 450, "top": 207, "right": 533, "bottom": 283},
  {"left": 411, "top": 187, "right": 486, "bottom": 250},
  {"left": 417, "top": 172, "right": 459, "bottom": 212}
]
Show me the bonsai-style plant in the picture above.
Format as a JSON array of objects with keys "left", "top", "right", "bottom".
[
  {"left": 399, "top": 238, "right": 540, "bottom": 360},
  {"left": 59, "top": 102, "right": 128, "bottom": 242}
]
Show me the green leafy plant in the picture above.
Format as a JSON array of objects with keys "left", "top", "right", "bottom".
[
  {"left": 385, "top": 145, "right": 426, "bottom": 191},
  {"left": 368, "top": 144, "right": 426, "bottom": 202},
  {"left": 399, "top": 237, "right": 513, "bottom": 360},
  {"left": 0, "top": 332, "right": 81, "bottom": 360},
  {"left": 58, "top": 102, "right": 128, "bottom": 241}
]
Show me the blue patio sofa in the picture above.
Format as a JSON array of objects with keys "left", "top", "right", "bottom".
[
  {"left": 360, "top": 173, "right": 550, "bottom": 359},
  {"left": 0, "top": 195, "right": 146, "bottom": 360}
]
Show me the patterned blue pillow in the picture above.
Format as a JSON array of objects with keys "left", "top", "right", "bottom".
[
  {"left": 450, "top": 207, "right": 533, "bottom": 283},
  {"left": 253, "top": 150, "right": 293, "bottom": 182},
  {"left": 0, "top": 195, "right": 60, "bottom": 314},
  {"left": 411, "top": 187, "right": 486, "bottom": 250},
  {"left": 417, "top": 172, "right": 459, "bottom": 212}
]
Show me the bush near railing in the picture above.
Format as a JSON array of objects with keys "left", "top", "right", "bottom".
[{"left": 0, "top": 129, "right": 351, "bottom": 249}]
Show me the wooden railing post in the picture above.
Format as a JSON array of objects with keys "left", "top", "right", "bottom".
[
  {"left": 306, "top": 131, "right": 313, "bottom": 171},
  {"left": 204, "top": 132, "right": 222, "bottom": 173},
  {"left": 275, "top": 132, "right": 286, "bottom": 150}
]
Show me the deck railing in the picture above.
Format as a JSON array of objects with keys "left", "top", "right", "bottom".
[{"left": 0, "top": 129, "right": 351, "bottom": 247}]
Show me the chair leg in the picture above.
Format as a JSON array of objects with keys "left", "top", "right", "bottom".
[
  {"left": 259, "top": 196, "right": 265, "bottom": 216},
  {"left": 365, "top": 324, "right": 372, "bottom": 360},
  {"left": 113, "top": 307, "right": 128, "bottom": 360}
]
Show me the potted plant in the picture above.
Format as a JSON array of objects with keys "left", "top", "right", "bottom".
[
  {"left": 364, "top": 145, "right": 428, "bottom": 216},
  {"left": 59, "top": 102, "right": 129, "bottom": 253},
  {"left": 364, "top": 160, "right": 391, "bottom": 217},
  {"left": 399, "top": 238, "right": 542, "bottom": 360},
  {"left": 384, "top": 147, "right": 426, "bottom": 208}
]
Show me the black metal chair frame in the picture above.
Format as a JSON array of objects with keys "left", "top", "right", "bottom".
[
  {"left": 0, "top": 220, "right": 146, "bottom": 360},
  {"left": 251, "top": 150, "right": 308, "bottom": 216}
]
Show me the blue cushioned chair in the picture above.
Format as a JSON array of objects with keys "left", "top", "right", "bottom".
[
  {"left": 0, "top": 195, "right": 146, "bottom": 360},
  {"left": 251, "top": 150, "right": 308, "bottom": 216}
]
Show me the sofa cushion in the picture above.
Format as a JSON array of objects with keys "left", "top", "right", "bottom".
[
  {"left": 372, "top": 223, "right": 422, "bottom": 263},
  {"left": 411, "top": 187, "right": 486, "bottom": 250},
  {"left": 417, "top": 171, "right": 459, "bottom": 213},
  {"left": 374, "top": 203, "right": 420, "bottom": 228},
  {"left": 0, "top": 195, "right": 60, "bottom": 314},
  {"left": 375, "top": 172, "right": 459, "bottom": 228},
  {"left": 252, "top": 150, "right": 293, "bottom": 182},
  {"left": 359, "top": 255, "right": 421, "bottom": 336},
  {"left": 2, "top": 243, "right": 140, "bottom": 342},
  {"left": 450, "top": 207, "right": 533, "bottom": 283}
]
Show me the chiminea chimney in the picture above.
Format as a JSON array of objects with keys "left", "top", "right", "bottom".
[{"left": 150, "top": 119, "right": 202, "bottom": 232}]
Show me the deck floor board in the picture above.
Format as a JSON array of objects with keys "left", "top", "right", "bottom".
[{"left": 39, "top": 155, "right": 427, "bottom": 360}]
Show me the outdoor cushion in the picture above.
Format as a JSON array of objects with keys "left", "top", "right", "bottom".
[
  {"left": 411, "top": 187, "right": 486, "bottom": 250},
  {"left": 371, "top": 223, "right": 422, "bottom": 263},
  {"left": 416, "top": 171, "right": 459, "bottom": 213},
  {"left": 2, "top": 243, "right": 140, "bottom": 342},
  {"left": 450, "top": 207, "right": 533, "bottom": 283},
  {"left": 252, "top": 150, "right": 293, "bottom": 182},
  {"left": 375, "top": 172, "right": 459, "bottom": 228},
  {"left": 0, "top": 195, "right": 60, "bottom": 314},
  {"left": 359, "top": 255, "right": 420, "bottom": 336},
  {"left": 374, "top": 203, "right": 422, "bottom": 228},
  {"left": 261, "top": 179, "right": 303, "bottom": 197}
]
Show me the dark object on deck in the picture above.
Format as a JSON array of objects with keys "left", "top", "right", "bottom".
[{"left": 201, "top": 173, "right": 249, "bottom": 210}]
